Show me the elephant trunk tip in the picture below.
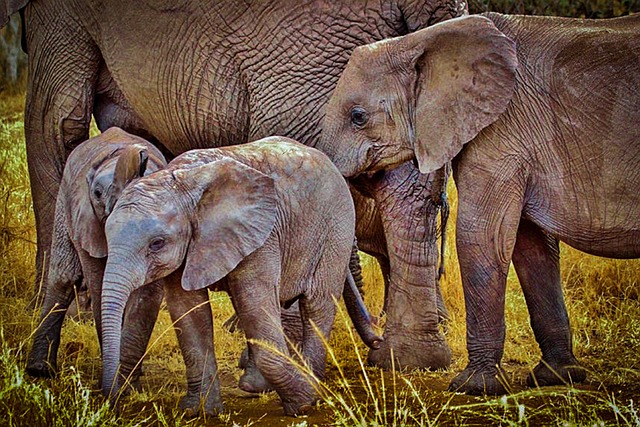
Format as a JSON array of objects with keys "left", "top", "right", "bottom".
[
  {"left": 363, "top": 329, "right": 384, "bottom": 350},
  {"left": 370, "top": 336, "right": 384, "bottom": 350}
]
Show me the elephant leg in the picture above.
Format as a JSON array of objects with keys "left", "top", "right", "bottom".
[
  {"left": 361, "top": 163, "right": 451, "bottom": 370},
  {"left": 448, "top": 173, "right": 523, "bottom": 395},
  {"left": 238, "top": 344, "right": 273, "bottom": 393},
  {"left": 27, "top": 212, "right": 81, "bottom": 377},
  {"left": 238, "top": 302, "right": 302, "bottom": 394},
  {"left": 119, "top": 280, "right": 164, "bottom": 393},
  {"left": 230, "top": 254, "right": 316, "bottom": 416},
  {"left": 237, "top": 303, "right": 306, "bottom": 394},
  {"left": 164, "top": 271, "right": 223, "bottom": 416},
  {"left": 298, "top": 293, "right": 338, "bottom": 382},
  {"left": 512, "top": 219, "right": 586, "bottom": 387},
  {"left": 75, "top": 252, "right": 106, "bottom": 349},
  {"left": 352, "top": 179, "right": 448, "bottom": 324},
  {"left": 350, "top": 186, "right": 390, "bottom": 315},
  {"left": 23, "top": 4, "right": 100, "bottom": 304}
]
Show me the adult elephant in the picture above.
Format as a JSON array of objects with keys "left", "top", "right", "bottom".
[
  {"left": 318, "top": 13, "right": 640, "bottom": 394},
  {"left": 5, "top": 0, "right": 465, "bottom": 371}
]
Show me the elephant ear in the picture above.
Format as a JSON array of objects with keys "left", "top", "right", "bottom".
[
  {"left": 75, "top": 151, "right": 117, "bottom": 259},
  {"left": 104, "top": 145, "right": 149, "bottom": 216},
  {"left": 74, "top": 192, "right": 108, "bottom": 258},
  {"left": 178, "top": 157, "right": 277, "bottom": 291},
  {"left": 113, "top": 145, "right": 149, "bottom": 193},
  {"left": 402, "top": 15, "right": 518, "bottom": 174}
]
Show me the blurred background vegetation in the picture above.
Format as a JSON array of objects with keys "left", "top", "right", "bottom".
[
  {"left": 469, "top": 0, "right": 640, "bottom": 17},
  {"left": 0, "top": 14, "right": 26, "bottom": 93}
]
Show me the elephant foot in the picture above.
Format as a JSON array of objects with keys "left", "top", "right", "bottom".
[
  {"left": 448, "top": 366, "right": 507, "bottom": 395},
  {"left": 527, "top": 358, "right": 587, "bottom": 387},
  {"left": 238, "top": 366, "right": 274, "bottom": 393},
  {"left": 367, "top": 331, "right": 451, "bottom": 371},
  {"left": 281, "top": 396, "right": 317, "bottom": 417},
  {"left": 26, "top": 359, "right": 56, "bottom": 378},
  {"left": 179, "top": 391, "right": 224, "bottom": 418}
]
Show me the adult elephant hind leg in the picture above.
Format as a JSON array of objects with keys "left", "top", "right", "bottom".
[
  {"left": 23, "top": 3, "right": 101, "bottom": 305},
  {"left": 512, "top": 219, "right": 586, "bottom": 388},
  {"left": 364, "top": 163, "right": 451, "bottom": 371}
]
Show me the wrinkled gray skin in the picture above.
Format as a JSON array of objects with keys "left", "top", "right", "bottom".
[
  {"left": 320, "top": 13, "right": 640, "bottom": 395},
  {"left": 26, "top": 127, "right": 166, "bottom": 391},
  {"left": 6, "top": 0, "right": 466, "bottom": 371},
  {"left": 236, "top": 251, "right": 384, "bottom": 395},
  {"left": 101, "top": 137, "right": 380, "bottom": 416}
]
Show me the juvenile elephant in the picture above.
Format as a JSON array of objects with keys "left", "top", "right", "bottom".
[
  {"left": 100, "top": 136, "right": 382, "bottom": 416},
  {"left": 4, "top": 0, "right": 468, "bottom": 371},
  {"left": 319, "top": 14, "right": 640, "bottom": 394},
  {"left": 26, "top": 127, "right": 166, "bottom": 389}
]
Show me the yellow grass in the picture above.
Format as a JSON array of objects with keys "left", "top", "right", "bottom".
[{"left": 1, "top": 90, "right": 639, "bottom": 426}]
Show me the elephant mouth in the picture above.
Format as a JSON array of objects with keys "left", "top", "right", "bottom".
[{"left": 357, "top": 145, "right": 415, "bottom": 176}]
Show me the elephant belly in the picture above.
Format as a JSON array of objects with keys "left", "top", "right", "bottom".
[{"left": 525, "top": 177, "right": 640, "bottom": 259}]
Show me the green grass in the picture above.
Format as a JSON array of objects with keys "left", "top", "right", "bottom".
[{"left": 1, "top": 89, "right": 640, "bottom": 426}]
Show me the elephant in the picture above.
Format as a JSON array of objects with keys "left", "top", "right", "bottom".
[
  {"left": 318, "top": 13, "right": 640, "bottom": 394},
  {"left": 3, "top": 0, "right": 468, "bottom": 371},
  {"left": 26, "top": 127, "right": 167, "bottom": 389},
  {"left": 100, "top": 136, "right": 383, "bottom": 416}
]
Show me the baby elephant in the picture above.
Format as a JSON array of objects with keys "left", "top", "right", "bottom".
[
  {"left": 27, "top": 127, "right": 166, "bottom": 389},
  {"left": 99, "top": 136, "right": 380, "bottom": 416}
]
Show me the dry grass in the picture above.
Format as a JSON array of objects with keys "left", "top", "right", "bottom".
[{"left": 1, "top": 90, "right": 639, "bottom": 426}]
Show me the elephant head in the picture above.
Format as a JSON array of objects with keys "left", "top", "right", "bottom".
[
  {"left": 75, "top": 138, "right": 165, "bottom": 259},
  {"left": 319, "top": 15, "right": 518, "bottom": 176},
  {"left": 100, "top": 156, "right": 277, "bottom": 399},
  {"left": 87, "top": 145, "right": 152, "bottom": 223}
]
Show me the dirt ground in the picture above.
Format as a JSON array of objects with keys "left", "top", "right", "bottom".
[{"left": 124, "top": 356, "right": 640, "bottom": 426}]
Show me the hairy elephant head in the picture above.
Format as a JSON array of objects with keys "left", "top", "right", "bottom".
[
  {"left": 100, "top": 155, "right": 278, "bottom": 399},
  {"left": 319, "top": 15, "right": 518, "bottom": 176}
]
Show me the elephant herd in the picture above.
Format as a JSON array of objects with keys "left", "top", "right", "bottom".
[{"left": 3, "top": 0, "right": 638, "bottom": 418}]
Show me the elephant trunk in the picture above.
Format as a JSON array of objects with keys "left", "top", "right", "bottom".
[
  {"left": 100, "top": 258, "right": 140, "bottom": 404},
  {"left": 366, "top": 163, "right": 452, "bottom": 370},
  {"left": 343, "top": 241, "right": 383, "bottom": 349}
]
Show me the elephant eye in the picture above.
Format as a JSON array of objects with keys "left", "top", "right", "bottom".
[
  {"left": 93, "top": 187, "right": 103, "bottom": 199},
  {"left": 350, "top": 106, "right": 369, "bottom": 128},
  {"left": 149, "top": 238, "right": 166, "bottom": 252}
]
